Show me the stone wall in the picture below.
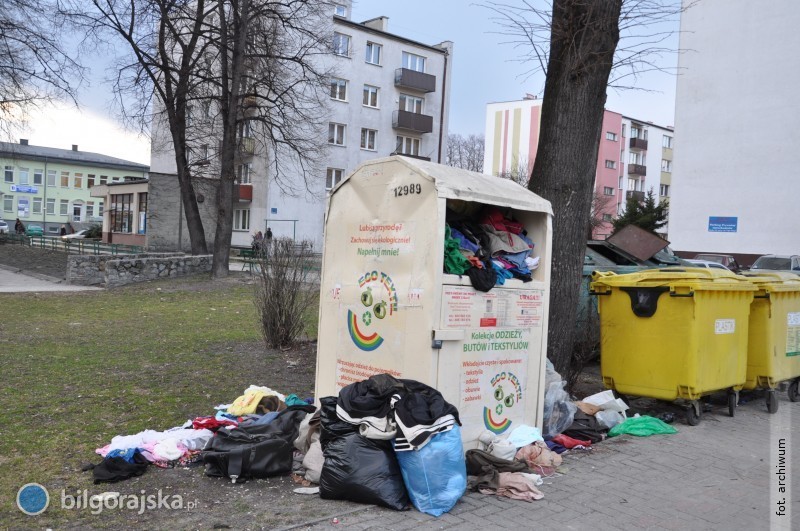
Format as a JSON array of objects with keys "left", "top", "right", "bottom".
[{"left": 67, "top": 253, "right": 211, "bottom": 287}]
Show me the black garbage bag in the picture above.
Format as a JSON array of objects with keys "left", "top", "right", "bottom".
[{"left": 318, "top": 396, "right": 408, "bottom": 510}]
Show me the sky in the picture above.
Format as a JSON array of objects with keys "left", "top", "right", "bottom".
[{"left": 14, "top": 0, "right": 680, "bottom": 166}]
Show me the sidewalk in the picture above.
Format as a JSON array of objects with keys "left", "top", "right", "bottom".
[
  {"left": 0, "top": 264, "right": 101, "bottom": 292},
  {"left": 290, "top": 393, "right": 797, "bottom": 531}
]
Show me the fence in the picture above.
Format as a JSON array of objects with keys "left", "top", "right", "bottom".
[{"left": 2, "top": 234, "right": 143, "bottom": 255}]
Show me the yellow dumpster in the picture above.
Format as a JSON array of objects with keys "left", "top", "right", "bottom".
[
  {"left": 740, "top": 271, "right": 800, "bottom": 412},
  {"left": 591, "top": 268, "right": 757, "bottom": 425}
]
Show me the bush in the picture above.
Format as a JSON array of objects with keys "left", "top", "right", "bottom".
[
  {"left": 253, "top": 238, "right": 319, "bottom": 349},
  {"left": 86, "top": 224, "right": 103, "bottom": 239}
]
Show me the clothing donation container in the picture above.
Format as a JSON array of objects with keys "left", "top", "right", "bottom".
[{"left": 314, "top": 156, "right": 553, "bottom": 447}]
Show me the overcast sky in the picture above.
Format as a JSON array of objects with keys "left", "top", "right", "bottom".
[{"left": 16, "top": 0, "right": 679, "bottom": 165}]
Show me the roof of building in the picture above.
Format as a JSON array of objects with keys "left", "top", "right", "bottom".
[
  {"left": 334, "top": 15, "right": 450, "bottom": 54},
  {"left": 0, "top": 141, "right": 149, "bottom": 173}
]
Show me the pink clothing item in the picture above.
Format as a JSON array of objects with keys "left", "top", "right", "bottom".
[
  {"left": 479, "top": 472, "right": 544, "bottom": 502},
  {"left": 551, "top": 433, "right": 592, "bottom": 449},
  {"left": 515, "top": 441, "right": 562, "bottom": 476}
]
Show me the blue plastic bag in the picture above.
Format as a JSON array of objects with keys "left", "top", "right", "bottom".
[{"left": 394, "top": 424, "right": 467, "bottom": 516}]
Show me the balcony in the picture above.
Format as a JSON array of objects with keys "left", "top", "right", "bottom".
[
  {"left": 626, "top": 190, "right": 645, "bottom": 202},
  {"left": 629, "top": 137, "right": 648, "bottom": 150},
  {"left": 394, "top": 68, "right": 436, "bottom": 93},
  {"left": 393, "top": 110, "right": 434, "bottom": 134},
  {"left": 234, "top": 183, "right": 253, "bottom": 202},
  {"left": 238, "top": 137, "right": 255, "bottom": 156},
  {"left": 628, "top": 163, "right": 647, "bottom": 176}
]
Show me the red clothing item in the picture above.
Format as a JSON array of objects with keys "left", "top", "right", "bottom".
[
  {"left": 192, "top": 416, "right": 238, "bottom": 431},
  {"left": 551, "top": 433, "right": 592, "bottom": 449}
]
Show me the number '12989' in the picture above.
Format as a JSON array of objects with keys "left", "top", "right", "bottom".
[{"left": 394, "top": 183, "right": 422, "bottom": 197}]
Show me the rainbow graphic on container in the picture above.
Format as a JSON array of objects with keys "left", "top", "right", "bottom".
[
  {"left": 483, "top": 407, "right": 512, "bottom": 434},
  {"left": 347, "top": 310, "right": 384, "bottom": 351}
]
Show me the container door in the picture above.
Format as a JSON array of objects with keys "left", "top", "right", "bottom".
[{"left": 436, "top": 284, "right": 546, "bottom": 444}]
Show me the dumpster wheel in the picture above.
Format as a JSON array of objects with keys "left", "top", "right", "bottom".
[
  {"left": 727, "top": 389, "right": 738, "bottom": 417},
  {"left": 789, "top": 379, "right": 800, "bottom": 403},
  {"left": 686, "top": 401, "right": 701, "bottom": 426},
  {"left": 766, "top": 389, "right": 779, "bottom": 414}
]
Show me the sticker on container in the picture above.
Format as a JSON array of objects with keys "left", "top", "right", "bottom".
[
  {"left": 787, "top": 312, "right": 800, "bottom": 357},
  {"left": 715, "top": 319, "right": 735, "bottom": 334}
]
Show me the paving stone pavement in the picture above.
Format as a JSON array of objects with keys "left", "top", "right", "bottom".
[{"left": 288, "top": 393, "right": 798, "bottom": 531}]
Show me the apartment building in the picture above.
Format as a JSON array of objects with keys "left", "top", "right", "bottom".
[
  {"left": 0, "top": 140, "right": 148, "bottom": 235},
  {"left": 149, "top": 1, "right": 453, "bottom": 250},
  {"left": 669, "top": 0, "right": 800, "bottom": 262},
  {"left": 483, "top": 97, "right": 674, "bottom": 239}
]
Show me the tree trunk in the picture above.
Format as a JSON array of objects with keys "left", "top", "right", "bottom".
[{"left": 529, "top": 0, "right": 622, "bottom": 374}]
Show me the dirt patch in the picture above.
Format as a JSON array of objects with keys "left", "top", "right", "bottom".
[{"left": 0, "top": 241, "right": 69, "bottom": 278}]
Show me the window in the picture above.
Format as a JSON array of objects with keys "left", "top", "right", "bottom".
[
  {"left": 100, "top": 175, "right": 108, "bottom": 185},
  {"left": 332, "top": 32, "right": 350, "bottom": 56},
  {"left": 629, "top": 152, "right": 646, "bottom": 165},
  {"left": 628, "top": 178, "right": 637, "bottom": 190},
  {"left": 328, "top": 123, "right": 346, "bottom": 146},
  {"left": 363, "top": 85, "right": 379, "bottom": 107},
  {"left": 73, "top": 203, "right": 82, "bottom": 222},
  {"left": 330, "top": 78, "right": 347, "bottom": 101},
  {"left": 88, "top": 174, "right": 95, "bottom": 188},
  {"left": 660, "top": 184, "right": 670, "bottom": 197},
  {"left": 365, "top": 42, "right": 382, "bottom": 65},
  {"left": 621, "top": 124, "right": 626, "bottom": 138},
  {"left": 334, "top": 3, "right": 346, "bottom": 16},
  {"left": 19, "top": 168, "right": 29, "bottom": 185},
  {"left": 74, "top": 173, "right": 83, "bottom": 189},
  {"left": 60, "top": 199, "right": 69, "bottom": 215},
  {"left": 661, "top": 159, "right": 672, "bottom": 172},
  {"left": 360, "top": 128, "right": 377, "bottom": 151},
  {"left": 663, "top": 135, "right": 673, "bottom": 149},
  {"left": 3, "top": 195, "right": 12, "bottom": 212},
  {"left": 200, "top": 144, "right": 209, "bottom": 162},
  {"left": 61, "top": 171, "right": 69, "bottom": 188},
  {"left": 98, "top": 202, "right": 104, "bottom": 217},
  {"left": 606, "top": 131, "right": 618, "bottom": 141},
  {"left": 4, "top": 166, "right": 13, "bottom": 183},
  {"left": 631, "top": 126, "right": 648, "bottom": 140},
  {"left": 604, "top": 187, "right": 614, "bottom": 196},
  {"left": 602, "top": 214, "right": 613, "bottom": 222},
  {"left": 618, "top": 176, "right": 623, "bottom": 189},
  {"left": 111, "top": 193, "right": 133, "bottom": 233},
  {"left": 402, "top": 51, "right": 425, "bottom": 72},
  {"left": 233, "top": 209, "right": 250, "bottom": 231},
  {"left": 605, "top": 160, "right": 616, "bottom": 169},
  {"left": 396, "top": 135, "right": 420, "bottom": 156},
  {"left": 47, "top": 170, "right": 56, "bottom": 187},
  {"left": 237, "top": 163, "right": 252, "bottom": 184},
  {"left": 33, "top": 197, "right": 42, "bottom": 214},
  {"left": 326, "top": 168, "right": 344, "bottom": 190},
  {"left": 138, "top": 193, "right": 148, "bottom": 234},
  {"left": 33, "top": 169, "right": 43, "bottom": 185},
  {"left": 86, "top": 202, "right": 94, "bottom": 219},
  {"left": 46, "top": 198, "right": 55, "bottom": 215},
  {"left": 399, "top": 93, "right": 423, "bottom": 113}
]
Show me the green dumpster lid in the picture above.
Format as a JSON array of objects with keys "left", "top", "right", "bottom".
[
  {"left": 591, "top": 266, "right": 758, "bottom": 292},
  {"left": 739, "top": 271, "right": 800, "bottom": 292}
]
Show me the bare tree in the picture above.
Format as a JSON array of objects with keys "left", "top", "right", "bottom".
[
  {"left": 588, "top": 191, "right": 616, "bottom": 239},
  {"left": 495, "top": 156, "right": 530, "bottom": 187},
  {"left": 446, "top": 133, "right": 485, "bottom": 172},
  {"left": 60, "top": 0, "right": 332, "bottom": 276},
  {"left": 484, "top": 0, "right": 687, "bottom": 374},
  {"left": 0, "top": 0, "right": 82, "bottom": 138}
]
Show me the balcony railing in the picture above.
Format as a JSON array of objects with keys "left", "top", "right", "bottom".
[
  {"left": 234, "top": 183, "right": 253, "bottom": 202},
  {"left": 392, "top": 110, "right": 434, "bottom": 134},
  {"left": 238, "top": 137, "right": 255, "bottom": 156},
  {"left": 626, "top": 190, "right": 645, "bottom": 201},
  {"left": 629, "top": 137, "right": 648, "bottom": 150},
  {"left": 628, "top": 163, "right": 647, "bottom": 176},
  {"left": 394, "top": 68, "right": 436, "bottom": 93}
]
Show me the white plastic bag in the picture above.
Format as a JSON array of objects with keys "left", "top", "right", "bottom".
[{"left": 542, "top": 359, "right": 577, "bottom": 438}]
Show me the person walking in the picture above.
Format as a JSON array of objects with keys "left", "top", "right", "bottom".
[
  {"left": 60, "top": 224, "right": 67, "bottom": 236},
  {"left": 252, "top": 231, "right": 264, "bottom": 251},
  {"left": 14, "top": 218, "right": 24, "bottom": 235},
  {"left": 266, "top": 227, "right": 273, "bottom": 245}
]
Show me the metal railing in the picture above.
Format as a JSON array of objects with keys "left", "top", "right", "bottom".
[{"left": 4, "top": 234, "right": 143, "bottom": 255}]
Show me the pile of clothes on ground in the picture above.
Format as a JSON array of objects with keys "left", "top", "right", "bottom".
[
  {"left": 444, "top": 205, "right": 540, "bottom": 291},
  {"left": 90, "top": 385, "right": 314, "bottom": 484}
]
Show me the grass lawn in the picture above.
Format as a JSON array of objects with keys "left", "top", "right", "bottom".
[{"left": 0, "top": 274, "right": 320, "bottom": 525}]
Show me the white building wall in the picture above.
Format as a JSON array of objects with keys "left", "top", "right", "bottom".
[{"left": 669, "top": 0, "right": 800, "bottom": 255}]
